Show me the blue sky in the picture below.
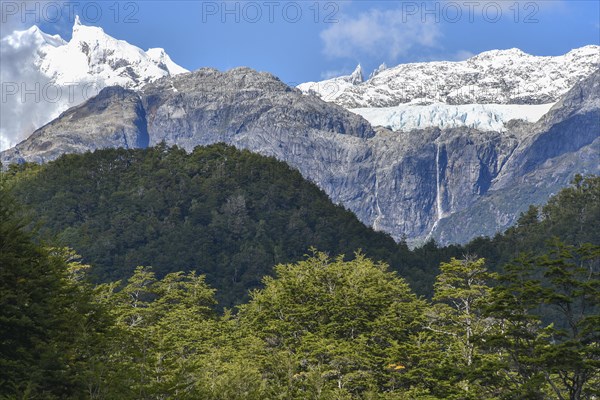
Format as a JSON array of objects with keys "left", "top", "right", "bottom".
[{"left": 4, "top": 1, "right": 600, "bottom": 84}]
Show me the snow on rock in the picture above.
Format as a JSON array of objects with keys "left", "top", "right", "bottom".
[
  {"left": 348, "top": 64, "right": 364, "bottom": 85},
  {"left": 0, "top": 16, "right": 187, "bottom": 150},
  {"left": 352, "top": 103, "right": 556, "bottom": 132},
  {"left": 299, "top": 46, "right": 600, "bottom": 108},
  {"left": 40, "top": 16, "right": 187, "bottom": 88},
  {"left": 369, "top": 63, "right": 388, "bottom": 79},
  {"left": 297, "top": 64, "right": 364, "bottom": 102},
  {"left": 146, "top": 48, "right": 188, "bottom": 76}
]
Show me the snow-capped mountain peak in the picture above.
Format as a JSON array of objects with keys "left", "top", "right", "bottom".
[
  {"left": 146, "top": 48, "right": 188, "bottom": 76},
  {"left": 469, "top": 47, "right": 527, "bottom": 61},
  {"left": 297, "top": 64, "right": 365, "bottom": 102},
  {"left": 50, "top": 15, "right": 185, "bottom": 87},
  {"left": 12, "top": 15, "right": 189, "bottom": 89},
  {"left": 348, "top": 64, "right": 364, "bottom": 84},
  {"left": 298, "top": 45, "right": 599, "bottom": 133},
  {"left": 0, "top": 17, "right": 188, "bottom": 150},
  {"left": 300, "top": 45, "right": 599, "bottom": 108},
  {"left": 369, "top": 63, "right": 388, "bottom": 79}
]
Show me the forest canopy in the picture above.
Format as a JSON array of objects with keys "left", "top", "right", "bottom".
[
  {"left": 1, "top": 146, "right": 598, "bottom": 398},
  {"left": 5, "top": 145, "right": 598, "bottom": 307}
]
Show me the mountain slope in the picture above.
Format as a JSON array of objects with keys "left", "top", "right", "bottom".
[
  {"left": 1, "top": 86, "right": 147, "bottom": 163},
  {"left": 432, "top": 70, "right": 600, "bottom": 243},
  {"left": 299, "top": 46, "right": 600, "bottom": 107},
  {"left": 0, "top": 17, "right": 186, "bottom": 150},
  {"left": 6, "top": 144, "right": 409, "bottom": 306},
  {"left": 2, "top": 65, "right": 598, "bottom": 246}
]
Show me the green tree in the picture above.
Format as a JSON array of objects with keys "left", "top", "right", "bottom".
[
  {"left": 0, "top": 188, "right": 105, "bottom": 399},
  {"left": 537, "top": 240, "right": 600, "bottom": 399},
  {"left": 425, "top": 256, "right": 498, "bottom": 398},
  {"left": 238, "top": 251, "right": 426, "bottom": 397},
  {"left": 96, "top": 267, "right": 220, "bottom": 399},
  {"left": 6, "top": 145, "right": 419, "bottom": 308},
  {"left": 465, "top": 175, "right": 600, "bottom": 274},
  {"left": 484, "top": 240, "right": 600, "bottom": 400},
  {"left": 482, "top": 254, "right": 550, "bottom": 399}
]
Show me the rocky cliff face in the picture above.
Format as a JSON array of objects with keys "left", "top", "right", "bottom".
[
  {"left": 2, "top": 67, "right": 598, "bottom": 245},
  {"left": 363, "top": 126, "right": 522, "bottom": 242},
  {"left": 1, "top": 87, "right": 148, "bottom": 164},
  {"left": 432, "top": 70, "right": 600, "bottom": 244}
]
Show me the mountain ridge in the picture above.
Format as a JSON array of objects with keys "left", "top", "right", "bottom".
[
  {"left": 0, "top": 18, "right": 186, "bottom": 150},
  {"left": 2, "top": 66, "right": 598, "bottom": 245},
  {"left": 2, "top": 19, "right": 597, "bottom": 245},
  {"left": 298, "top": 45, "right": 600, "bottom": 107}
]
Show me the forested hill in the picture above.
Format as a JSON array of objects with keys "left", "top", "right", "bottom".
[
  {"left": 4, "top": 144, "right": 444, "bottom": 306},
  {"left": 2, "top": 145, "right": 598, "bottom": 398},
  {"left": 464, "top": 174, "right": 600, "bottom": 269},
  {"left": 2, "top": 174, "right": 598, "bottom": 399},
  {"left": 4, "top": 144, "right": 598, "bottom": 307}
]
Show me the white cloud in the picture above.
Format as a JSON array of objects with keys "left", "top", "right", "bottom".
[
  {"left": 0, "top": 0, "right": 72, "bottom": 150},
  {"left": 320, "top": 7, "right": 441, "bottom": 60},
  {"left": 452, "top": 49, "right": 475, "bottom": 61},
  {"left": 1, "top": 31, "right": 51, "bottom": 150},
  {"left": 0, "top": 28, "right": 88, "bottom": 151},
  {"left": 0, "top": 0, "right": 54, "bottom": 34},
  {"left": 321, "top": 68, "right": 354, "bottom": 80}
]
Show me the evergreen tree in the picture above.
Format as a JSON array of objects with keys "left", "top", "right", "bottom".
[
  {"left": 482, "top": 254, "right": 550, "bottom": 399},
  {"left": 0, "top": 188, "right": 105, "bottom": 398},
  {"left": 484, "top": 240, "right": 600, "bottom": 399},
  {"left": 425, "top": 256, "right": 499, "bottom": 398},
  {"left": 537, "top": 240, "right": 600, "bottom": 399}
]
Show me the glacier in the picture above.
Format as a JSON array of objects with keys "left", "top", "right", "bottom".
[
  {"left": 299, "top": 46, "right": 598, "bottom": 135},
  {"left": 351, "top": 103, "right": 556, "bottom": 133}
]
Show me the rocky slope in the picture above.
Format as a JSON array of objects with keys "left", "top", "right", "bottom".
[
  {"left": 0, "top": 17, "right": 186, "bottom": 150},
  {"left": 432, "top": 69, "right": 600, "bottom": 243},
  {"left": 2, "top": 67, "right": 598, "bottom": 245},
  {"left": 428, "top": 69, "right": 599, "bottom": 243},
  {"left": 1, "top": 87, "right": 148, "bottom": 164}
]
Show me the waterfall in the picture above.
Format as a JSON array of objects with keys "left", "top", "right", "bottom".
[
  {"left": 427, "top": 142, "right": 444, "bottom": 239},
  {"left": 373, "top": 171, "right": 383, "bottom": 231},
  {"left": 436, "top": 142, "right": 444, "bottom": 221}
]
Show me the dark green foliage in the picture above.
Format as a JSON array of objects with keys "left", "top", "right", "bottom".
[
  {"left": 7, "top": 144, "right": 420, "bottom": 307},
  {"left": 16, "top": 149, "right": 597, "bottom": 309},
  {"left": 464, "top": 175, "right": 600, "bottom": 271},
  {"left": 480, "top": 242, "right": 600, "bottom": 399},
  {"left": 3, "top": 145, "right": 598, "bottom": 398},
  {"left": 0, "top": 188, "right": 106, "bottom": 399}
]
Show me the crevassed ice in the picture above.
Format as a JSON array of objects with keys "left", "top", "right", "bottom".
[{"left": 351, "top": 103, "right": 556, "bottom": 132}]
